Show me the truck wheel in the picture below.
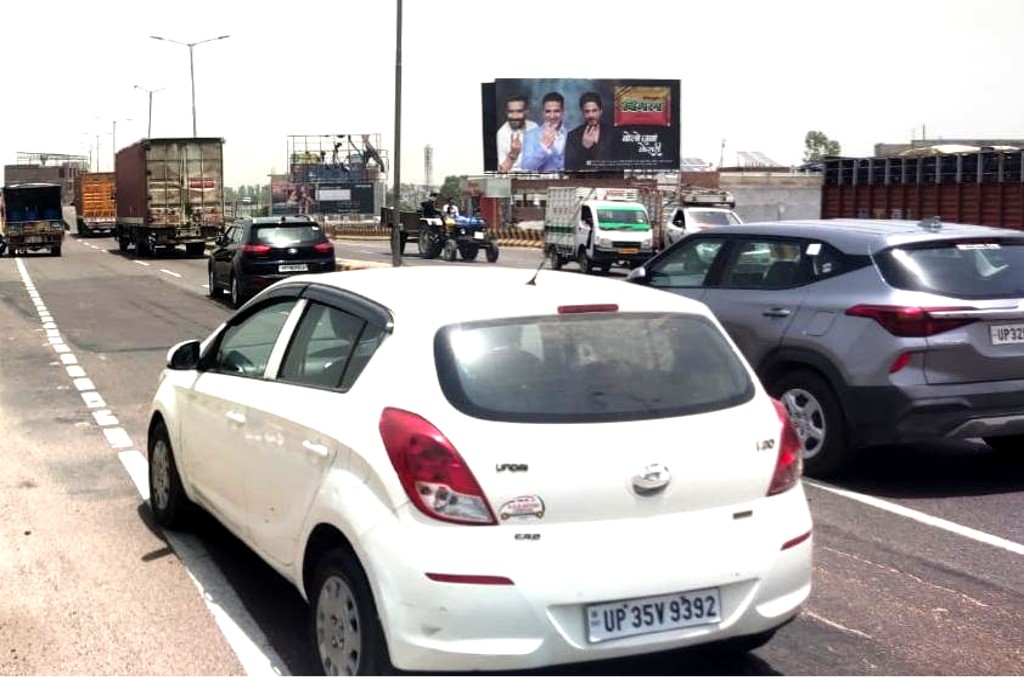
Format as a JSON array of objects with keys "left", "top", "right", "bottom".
[
  {"left": 399, "top": 233, "right": 408, "bottom": 255},
  {"left": 578, "top": 249, "right": 594, "bottom": 274},
  {"left": 186, "top": 242, "right": 205, "bottom": 258},
  {"left": 52, "top": 246, "right": 62, "bottom": 257},
  {"left": 418, "top": 230, "right": 439, "bottom": 259},
  {"left": 548, "top": 248, "right": 563, "bottom": 271},
  {"left": 442, "top": 238, "right": 459, "bottom": 262},
  {"left": 117, "top": 236, "right": 128, "bottom": 253},
  {"left": 459, "top": 243, "right": 479, "bottom": 261},
  {"left": 136, "top": 238, "right": 150, "bottom": 258},
  {"left": 486, "top": 244, "right": 500, "bottom": 263}
]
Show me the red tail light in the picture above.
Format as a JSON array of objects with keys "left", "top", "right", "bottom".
[
  {"left": 379, "top": 408, "right": 496, "bottom": 525},
  {"left": 241, "top": 243, "right": 271, "bottom": 256},
  {"left": 314, "top": 241, "right": 334, "bottom": 253},
  {"left": 557, "top": 304, "right": 619, "bottom": 314},
  {"left": 888, "top": 351, "right": 914, "bottom": 374},
  {"left": 845, "top": 305, "right": 976, "bottom": 337},
  {"left": 768, "top": 399, "right": 802, "bottom": 496}
]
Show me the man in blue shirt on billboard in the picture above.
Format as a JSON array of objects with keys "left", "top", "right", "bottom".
[{"left": 521, "top": 92, "right": 567, "bottom": 173}]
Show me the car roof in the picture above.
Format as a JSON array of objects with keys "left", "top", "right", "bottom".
[
  {"left": 693, "top": 219, "right": 1024, "bottom": 255},
  {"left": 247, "top": 215, "right": 316, "bottom": 226},
  {"left": 284, "top": 266, "right": 713, "bottom": 325}
]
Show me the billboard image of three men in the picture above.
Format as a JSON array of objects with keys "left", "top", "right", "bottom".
[{"left": 481, "top": 78, "right": 680, "bottom": 174}]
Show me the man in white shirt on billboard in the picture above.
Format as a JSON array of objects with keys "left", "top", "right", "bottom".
[{"left": 496, "top": 93, "right": 538, "bottom": 173}]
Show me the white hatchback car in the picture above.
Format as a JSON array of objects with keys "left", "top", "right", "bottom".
[{"left": 147, "top": 266, "right": 812, "bottom": 675}]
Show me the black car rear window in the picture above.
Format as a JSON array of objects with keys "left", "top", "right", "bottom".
[
  {"left": 434, "top": 312, "right": 754, "bottom": 423},
  {"left": 875, "top": 240, "right": 1024, "bottom": 299},
  {"left": 253, "top": 224, "right": 326, "bottom": 245}
]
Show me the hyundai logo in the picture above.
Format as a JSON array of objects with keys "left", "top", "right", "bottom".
[
  {"left": 288, "top": 247, "right": 298, "bottom": 254},
  {"left": 631, "top": 464, "right": 671, "bottom": 496}
]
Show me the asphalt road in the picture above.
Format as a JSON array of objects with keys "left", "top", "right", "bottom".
[{"left": 0, "top": 235, "right": 1022, "bottom": 675}]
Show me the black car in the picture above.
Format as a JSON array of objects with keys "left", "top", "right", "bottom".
[{"left": 208, "top": 215, "right": 337, "bottom": 307}]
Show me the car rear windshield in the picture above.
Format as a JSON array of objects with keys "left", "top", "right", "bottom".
[
  {"left": 688, "top": 209, "right": 741, "bottom": 227},
  {"left": 874, "top": 239, "right": 1024, "bottom": 299},
  {"left": 435, "top": 312, "right": 754, "bottom": 423},
  {"left": 253, "top": 224, "right": 326, "bottom": 245}
]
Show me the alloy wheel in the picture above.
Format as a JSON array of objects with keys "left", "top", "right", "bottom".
[{"left": 781, "top": 387, "right": 827, "bottom": 460}]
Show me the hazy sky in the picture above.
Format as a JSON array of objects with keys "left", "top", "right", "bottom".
[{"left": 2, "top": 0, "right": 1022, "bottom": 188}]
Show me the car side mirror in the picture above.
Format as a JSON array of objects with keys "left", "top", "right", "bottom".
[
  {"left": 626, "top": 266, "right": 647, "bottom": 283},
  {"left": 166, "top": 339, "right": 201, "bottom": 370}
]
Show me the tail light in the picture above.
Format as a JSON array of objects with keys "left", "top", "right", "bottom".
[
  {"left": 768, "top": 399, "right": 802, "bottom": 496},
  {"left": 379, "top": 408, "right": 496, "bottom": 525},
  {"left": 241, "top": 243, "right": 271, "bottom": 256},
  {"left": 845, "top": 305, "right": 976, "bottom": 337},
  {"left": 558, "top": 304, "right": 619, "bottom": 314},
  {"left": 314, "top": 241, "right": 334, "bottom": 253}
]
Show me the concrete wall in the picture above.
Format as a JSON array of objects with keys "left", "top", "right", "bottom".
[{"left": 719, "top": 172, "right": 822, "bottom": 223}]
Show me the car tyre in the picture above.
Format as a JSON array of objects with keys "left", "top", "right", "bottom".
[
  {"left": 458, "top": 243, "right": 479, "bottom": 261},
  {"left": 310, "top": 549, "right": 393, "bottom": 676},
  {"left": 442, "top": 238, "right": 459, "bottom": 262},
  {"left": 208, "top": 267, "right": 218, "bottom": 298},
  {"left": 770, "top": 369, "right": 850, "bottom": 478},
  {"left": 578, "top": 248, "right": 593, "bottom": 274},
  {"left": 485, "top": 244, "right": 500, "bottom": 263},
  {"left": 148, "top": 421, "right": 194, "bottom": 529},
  {"left": 230, "top": 274, "right": 244, "bottom": 309}
]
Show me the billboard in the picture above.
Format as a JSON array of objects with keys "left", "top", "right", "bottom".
[
  {"left": 271, "top": 175, "right": 375, "bottom": 215},
  {"left": 481, "top": 79, "right": 680, "bottom": 174}
]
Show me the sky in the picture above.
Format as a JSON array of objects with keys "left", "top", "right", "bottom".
[{"left": 2, "top": 0, "right": 1023, "bottom": 188}]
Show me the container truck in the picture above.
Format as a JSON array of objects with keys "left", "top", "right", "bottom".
[
  {"left": 821, "top": 150, "right": 1024, "bottom": 228},
  {"left": 114, "top": 137, "right": 225, "bottom": 257},
  {"left": 543, "top": 186, "right": 654, "bottom": 274},
  {"left": 1, "top": 183, "right": 67, "bottom": 256},
  {"left": 74, "top": 172, "right": 116, "bottom": 237}
]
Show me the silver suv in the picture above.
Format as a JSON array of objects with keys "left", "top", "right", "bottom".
[{"left": 629, "top": 218, "right": 1024, "bottom": 477}]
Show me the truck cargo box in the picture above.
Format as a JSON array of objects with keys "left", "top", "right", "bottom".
[{"left": 75, "top": 172, "right": 116, "bottom": 235}]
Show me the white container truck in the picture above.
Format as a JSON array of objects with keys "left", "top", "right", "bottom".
[{"left": 544, "top": 187, "right": 654, "bottom": 274}]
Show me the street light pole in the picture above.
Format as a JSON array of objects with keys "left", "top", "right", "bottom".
[
  {"left": 390, "top": 0, "right": 403, "bottom": 267},
  {"left": 134, "top": 85, "right": 165, "bottom": 138},
  {"left": 150, "top": 34, "right": 229, "bottom": 137},
  {"left": 112, "top": 118, "right": 132, "bottom": 172}
]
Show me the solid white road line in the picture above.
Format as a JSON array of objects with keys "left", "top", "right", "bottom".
[
  {"left": 806, "top": 480, "right": 1024, "bottom": 556},
  {"left": 160, "top": 269, "right": 182, "bottom": 278},
  {"left": 16, "top": 258, "right": 289, "bottom": 677}
]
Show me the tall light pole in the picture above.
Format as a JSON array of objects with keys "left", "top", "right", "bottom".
[
  {"left": 134, "top": 85, "right": 165, "bottom": 138},
  {"left": 112, "top": 118, "right": 132, "bottom": 171},
  {"left": 390, "top": 0, "right": 403, "bottom": 267},
  {"left": 150, "top": 34, "right": 229, "bottom": 137}
]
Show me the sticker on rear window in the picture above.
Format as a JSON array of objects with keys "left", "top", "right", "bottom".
[
  {"left": 806, "top": 243, "right": 822, "bottom": 256},
  {"left": 957, "top": 243, "right": 1000, "bottom": 250}
]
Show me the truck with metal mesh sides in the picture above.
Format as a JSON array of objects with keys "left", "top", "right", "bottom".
[
  {"left": 1, "top": 183, "right": 67, "bottom": 256},
  {"left": 114, "top": 137, "right": 225, "bottom": 257},
  {"left": 74, "top": 172, "right": 116, "bottom": 237}
]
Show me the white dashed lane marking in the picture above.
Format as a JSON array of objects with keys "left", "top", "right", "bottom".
[
  {"left": 14, "top": 258, "right": 288, "bottom": 677},
  {"left": 160, "top": 269, "right": 183, "bottom": 278}
]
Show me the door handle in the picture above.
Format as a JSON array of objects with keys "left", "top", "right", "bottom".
[
  {"left": 303, "top": 440, "right": 329, "bottom": 458},
  {"left": 225, "top": 410, "right": 246, "bottom": 424},
  {"left": 763, "top": 307, "right": 792, "bottom": 318}
]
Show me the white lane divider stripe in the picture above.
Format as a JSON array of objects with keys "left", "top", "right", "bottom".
[
  {"left": 16, "top": 257, "right": 289, "bottom": 677},
  {"left": 160, "top": 269, "right": 182, "bottom": 278},
  {"left": 806, "top": 480, "right": 1024, "bottom": 556},
  {"left": 134, "top": 260, "right": 151, "bottom": 266}
]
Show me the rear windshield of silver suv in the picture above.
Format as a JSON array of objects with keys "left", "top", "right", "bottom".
[
  {"left": 253, "top": 224, "right": 327, "bottom": 245},
  {"left": 434, "top": 312, "right": 754, "bottom": 423},
  {"left": 875, "top": 239, "right": 1024, "bottom": 299}
]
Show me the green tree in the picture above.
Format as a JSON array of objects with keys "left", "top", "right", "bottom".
[
  {"left": 803, "top": 131, "right": 841, "bottom": 162},
  {"left": 438, "top": 175, "right": 465, "bottom": 201}
]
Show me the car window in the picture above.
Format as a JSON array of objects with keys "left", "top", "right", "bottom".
[
  {"left": 720, "top": 239, "right": 804, "bottom": 289},
  {"left": 687, "top": 209, "right": 740, "bottom": 227},
  {"left": 435, "top": 312, "right": 754, "bottom": 423},
  {"left": 648, "top": 239, "right": 724, "bottom": 288},
  {"left": 874, "top": 240, "right": 1024, "bottom": 299},
  {"left": 279, "top": 302, "right": 385, "bottom": 390},
  {"left": 211, "top": 299, "right": 296, "bottom": 377},
  {"left": 229, "top": 226, "right": 244, "bottom": 244},
  {"left": 254, "top": 224, "right": 326, "bottom": 245}
]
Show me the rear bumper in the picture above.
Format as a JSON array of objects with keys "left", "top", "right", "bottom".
[{"left": 845, "top": 379, "right": 1024, "bottom": 446}]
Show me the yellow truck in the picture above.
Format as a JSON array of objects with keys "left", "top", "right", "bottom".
[
  {"left": 1, "top": 183, "right": 67, "bottom": 256},
  {"left": 74, "top": 172, "right": 116, "bottom": 237}
]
